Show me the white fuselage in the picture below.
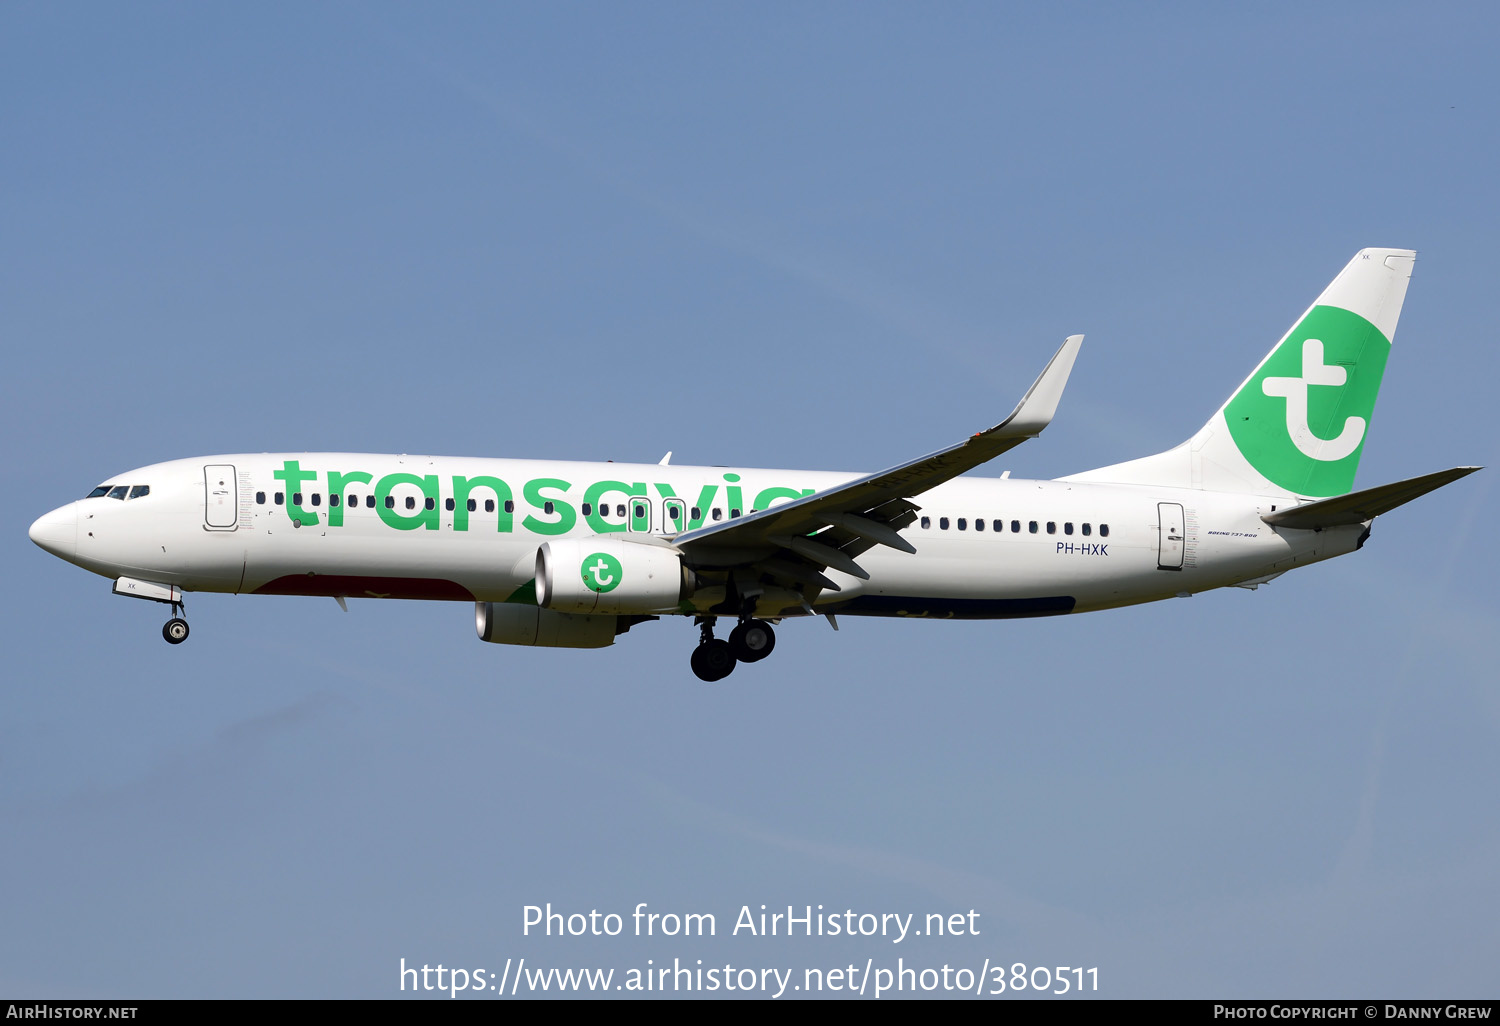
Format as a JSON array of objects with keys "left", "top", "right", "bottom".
[{"left": 32, "top": 453, "right": 1362, "bottom": 620}]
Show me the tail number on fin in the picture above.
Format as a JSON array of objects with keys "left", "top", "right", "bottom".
[{"left": 1260, "top": 338, "right": 1366, "bottom": 462}]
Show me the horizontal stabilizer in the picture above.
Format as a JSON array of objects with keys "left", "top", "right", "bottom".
[{"left": 1262, "top": 466, "right": 1481, "bottom": 529}]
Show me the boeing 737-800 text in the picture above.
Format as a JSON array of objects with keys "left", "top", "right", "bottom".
[{"left": 29, "top": 249, "right": 1479, "bottom": 680}]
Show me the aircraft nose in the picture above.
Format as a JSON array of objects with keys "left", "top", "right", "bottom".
[{"left": 29, "top": 503, "right": 77, "bottom": 559}]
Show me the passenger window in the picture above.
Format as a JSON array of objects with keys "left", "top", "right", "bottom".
[
  {"left": 129, "top": 485, "right": 150, "bottom": 499},
  {"left": 957, "top": 518, "right": 967, "bottom": 531},
  {"left": 1064, "top": 522, "right": 1073, "bottom": 535},
  {"left": 467, "top": 499, "right": 477, "bottom": 512},
  {"left": 385, "top": 496, "right": 395, "bottom": 509},
  {"left": 292, "top": 492, "right": 303, "bottom": 506},
  {"left": 485, "top": 500, "right": 495, "bottom": 513},
  {"left": 445, "top": 498, "right": 454, "bottom": 511},
  {"left": 256, "top": 491, "right": 266, "bottom": 505},
  {"left": 920, "top": 516, "right": 931, "bottom": 529},
  {"left": 108, "top": 486, "right": 128, "bottom": 500},
  {"left": 975, "top": 518, "right": 984, "bottom": 532},
  {"left": 636, "top": 503, "right": 647, "bottom": 518},
  {"left": 1028, "top": 521, "right": 1038, "bottom": 534},
  {"left": 311, "top": 493, "right": 321, "bottom": 507},
  {"left": 365, "top": 495, "right": 375, "bottom": 508},
  {"left": 405, "top": 496, "right": 416, "bottom": 510},
  {"left": 730, "top": 508, "right": 740, "bottom": 518},
  {"left": 582, "top": 503, "right": 592, "bottom": 516},
  {"left": 1012, "top": 520, "right": 1021, "bottom": 533},
  {"left": 711, "top": 508, "right": 723, "bottom": 521},
  {"left": 275, "top": 492, "right": 284, "bottom": 505},
  {"left": 691, "top": 507, "right": 701, "bottom": 521},
  {"left": 1047, "top": 522, "right": 1056, "bottom": 534},
  {"left": 1082, "top": 523, "right": 1091, "bottom": 536},
  {"left": 86, "top": 486, "right": 111, "bottom": 498},
  {"left": 544, "top": 501, "right": 555, "bottom": 515},
  {"left": 330, "top": 494, "right": 340, "bottom": 507},
  {"left": 425, "top": 498, "right": 435, "bottom": 511},
  {"left": 504, "top": 501, "right": 514, "bottom": 514},
  {"left": 1100, "top": 524, "right": 1110, "bottom": 537},
  {"left": 616, "top": 504, "right": 626, "bottom": 518},
  {"left": 940, "top": 517, "right": 950, "bottom": 530},
  {"left": 994, "top": 520, "right": 1004, "bottom": 532}
]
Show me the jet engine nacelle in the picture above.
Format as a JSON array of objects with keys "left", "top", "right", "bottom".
[
  {"left": 475, "top": 602, "right": 618, "bottom": 648},
  {"left": 536, "top": 538, "right": 692, "bottom": 615}
]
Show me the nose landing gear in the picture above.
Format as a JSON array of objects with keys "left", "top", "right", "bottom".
[
  {"left": 161, "top": 598, "right": 189, "bottom": 645},
  {"left": 111, "top": 579, "right": 191, "bottom": 645},
  {"left": 162, "top": 617, "right": 190, "bottom": 644}
]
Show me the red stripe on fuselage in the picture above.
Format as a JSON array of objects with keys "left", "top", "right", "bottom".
[{"left": 252, "top": 575, "right": 476, "bottom": 601}]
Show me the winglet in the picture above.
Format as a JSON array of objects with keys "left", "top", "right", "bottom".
[{"left": 985, "top": 334, "right": 1084, "bottom": 439}]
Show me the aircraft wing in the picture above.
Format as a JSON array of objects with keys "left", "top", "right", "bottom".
[{"left": 673, "top": 335, "right": 1084, "bottom": 592}]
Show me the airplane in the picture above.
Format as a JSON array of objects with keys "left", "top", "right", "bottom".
[{"left": 28, "top": 248, "right": 1480, "bottom": 681}]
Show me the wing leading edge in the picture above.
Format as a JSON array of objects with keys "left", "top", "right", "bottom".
[{"left": 673, "top": 335, "right": 1084, "bottom": 597}]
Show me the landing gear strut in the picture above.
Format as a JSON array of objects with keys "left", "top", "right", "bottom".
[
  {"left": 690, "top": 616, "right": 735, "bottom": 682},
  {"left": 162, "top": 599, "right": 189, "bottom": 645}
]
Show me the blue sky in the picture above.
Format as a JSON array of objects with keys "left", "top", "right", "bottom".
[{"left": 4, "top": 1, "right": 1497, "bottom": 998}]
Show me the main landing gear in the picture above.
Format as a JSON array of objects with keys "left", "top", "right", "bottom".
[{"left": 690, "top": 616, "right": 777, "bottom": 682}]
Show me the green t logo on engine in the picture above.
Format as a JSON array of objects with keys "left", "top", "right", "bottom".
[{"left": 581, "top": 552, "right": 624, "bottom": 593}]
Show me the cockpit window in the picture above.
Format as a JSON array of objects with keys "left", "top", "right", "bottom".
[
  {"left": 129, "top": 485, "right": 150, "bottom": 499},
  {"left": 107, "top": 486, "right": 128, "bottom": 500},
  {"left": 86, "top": 485, "right": 111, "bottom": 498}
]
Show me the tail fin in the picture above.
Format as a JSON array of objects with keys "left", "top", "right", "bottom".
[{"left": 1064, "top": 248, "right": 1416, "bottom": 498}]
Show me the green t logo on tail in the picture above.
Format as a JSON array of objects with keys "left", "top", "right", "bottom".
[
  {"left": 1224, "top": 305, "right": 1391, "bottom": 497},
  {"left": 581, "top": 552, "right": 623, "bottom": 593}
]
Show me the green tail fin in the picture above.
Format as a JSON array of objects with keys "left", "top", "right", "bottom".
[{"left": 1066, "top": 248, "right": 1415, "bottom": 498}]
